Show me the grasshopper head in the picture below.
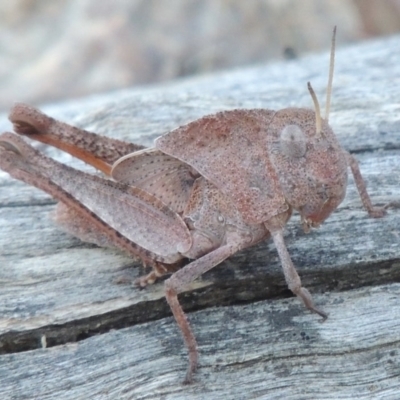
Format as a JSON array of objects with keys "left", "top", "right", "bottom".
[
  {"left": 268, "top": 107, "right": 348, "bottom": 233},
  {"left": 271, "top": 27, "right": 346, "bottom": 232}
]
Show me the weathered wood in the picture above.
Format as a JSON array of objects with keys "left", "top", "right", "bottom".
[
  {"left": 1, "top": 284, "right": 400, "bottom": 399},
  {"left": 0, "top": 34, "right": 400, "bottom": 399}
]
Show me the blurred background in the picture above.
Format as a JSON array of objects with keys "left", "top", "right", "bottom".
[{"left": 1, "top": 0, "right": 400, "bottom": 112}]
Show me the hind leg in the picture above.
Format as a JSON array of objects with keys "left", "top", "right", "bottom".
[
  {"left": 0, "top": 132, "right": 180, "bottom": 285},
  {"left": 9, "top": 103, "right": 145, "bottom": 175}
]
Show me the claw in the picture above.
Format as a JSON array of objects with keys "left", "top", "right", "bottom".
[
  {"left": 384, "top": 201, "right": 400, "bottom": 210},
  {"left": 368, "top": 201, "right": 400, "bottom": 218},
  {"left": 135, "top": 271, "right": 158, "bottom": 287},
  {"left": 368, "top": 207, "right": 387, "bottom": 218}
]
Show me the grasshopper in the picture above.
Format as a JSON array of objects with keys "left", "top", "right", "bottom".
[{"left": 0, "top": 29, "right": 394, "bottom": 382}]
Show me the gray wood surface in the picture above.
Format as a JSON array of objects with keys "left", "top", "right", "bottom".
[{"left": 0, "top": 34, "right": 400, "bottom": 399}]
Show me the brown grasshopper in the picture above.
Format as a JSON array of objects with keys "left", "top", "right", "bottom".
[{"left": 0, "top": 29, "right": 394, "bottom": 383}]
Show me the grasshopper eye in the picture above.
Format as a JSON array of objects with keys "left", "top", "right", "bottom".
[{"left": 279, "top": 124, "right": 307, "bottom": 158}]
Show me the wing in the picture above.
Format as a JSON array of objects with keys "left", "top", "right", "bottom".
[
  {"left": 111, "top": 148, "right": 199, "bottom": 213},
  {"left": 156, "top": 109, "right": 288, "bottom": 224}
]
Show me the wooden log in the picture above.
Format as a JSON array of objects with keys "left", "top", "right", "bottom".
[{"left": 0, "top": 34, "right": 400, "bottom": 399}]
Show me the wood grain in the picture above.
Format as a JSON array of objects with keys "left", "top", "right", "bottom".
[{"left": 0, "top": 34, "right": 400, "bottom": 399}]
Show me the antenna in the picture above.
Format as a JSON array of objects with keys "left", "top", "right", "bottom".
[
  {"left": 325, "top": 26, "right": 336, "bottom": 122},
  {"left": 307, "top": 82, "right": 322, "bottom": 135}
]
